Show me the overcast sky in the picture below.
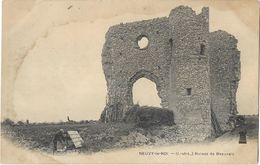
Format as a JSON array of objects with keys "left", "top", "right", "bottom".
[{"left": 3, "top": 0, "right": 258, "bottom": 122}]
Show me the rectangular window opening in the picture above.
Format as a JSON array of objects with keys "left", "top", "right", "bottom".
[
  {"left": 200, "top": 44, "right": 205, "bottom": 55},
  {"left": 186, "top": 88, "right": 192, "bottom": 95},
  {"left": 169, "top": 38, "right": 173, "bottom": 52}
]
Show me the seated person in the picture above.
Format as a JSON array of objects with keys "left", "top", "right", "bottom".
[{"left": 53, "top": 129, "right": 67, "bottom": 153}]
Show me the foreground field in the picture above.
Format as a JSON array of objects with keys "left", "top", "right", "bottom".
[
  {"left": 2, "top": 121, "right": 138, "bottom": 153},
  {"left": 1, "top": 115, "right": 258, "bottom": 154}
]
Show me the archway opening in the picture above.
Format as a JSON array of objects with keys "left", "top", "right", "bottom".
[{"left": 132, "top": 77, "right": 161, "bottom": 107}]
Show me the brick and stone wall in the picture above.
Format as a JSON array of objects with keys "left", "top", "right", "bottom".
[
  {"left": 168, "top": 6, "right": 211, "bottom": 137},
  {"left": 209, "top": 30, "right": 241, "bottom": 131},
  {"left": 101, "top": 6, "right": 240, "bottom": 137},
  {"left": 102, "top": 17, "right": 172, "bottom": 121}
]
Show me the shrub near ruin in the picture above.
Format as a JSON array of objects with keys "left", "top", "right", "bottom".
[{"left": 123, "top": 105, "right": 175, "bottom": 128}]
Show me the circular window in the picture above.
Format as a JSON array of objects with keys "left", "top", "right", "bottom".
[{"left": 137, "top": 36, "right": 149, "bottom": 49}]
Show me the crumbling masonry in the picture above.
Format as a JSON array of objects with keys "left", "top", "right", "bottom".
[{"left": 101, "top": 6, "right": 240, "bottom": 138}]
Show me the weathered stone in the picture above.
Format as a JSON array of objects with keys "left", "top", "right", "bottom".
[
  {"left": 209, "top": 30, "right": 240, "bottom": 131},
  {"left": 100, "top": 6, "right": 240, "bottom": 137}
]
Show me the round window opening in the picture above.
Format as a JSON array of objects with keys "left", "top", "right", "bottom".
[{"left": 137, "top": 36, "right": 149, "bottom": 49}]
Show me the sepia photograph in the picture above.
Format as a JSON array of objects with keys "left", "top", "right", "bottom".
[{"left": 1, "top": 0, "right": 259, "bottom": 164}]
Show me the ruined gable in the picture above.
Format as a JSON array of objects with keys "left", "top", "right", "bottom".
[{"left": 101, "top": 6, "right": 240, "bottom": 138}]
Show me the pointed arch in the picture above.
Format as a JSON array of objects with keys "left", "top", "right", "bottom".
[{"left": 127, "top": 70, "right": 162, "bottom": 106}]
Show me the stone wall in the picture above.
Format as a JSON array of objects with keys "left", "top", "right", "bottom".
[
  {"left": 168, "top": 6, "right": 211, "bottom": 136},
  {"left": 101, "top": 6, "right": 240, "bottom": 137},
  {"left": 209, "top": 30, "right": 240, "bottom": 131},
  {"left": 102, "top": 17, "right": 172, "bottom": 121}
]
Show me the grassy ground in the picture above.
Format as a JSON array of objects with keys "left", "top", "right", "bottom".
[
  {"left": 1, "top": 121, "right": 138, "bottom": 153},
  {"left": 1, "top": 115, "right": 258, "bottom": 154}
]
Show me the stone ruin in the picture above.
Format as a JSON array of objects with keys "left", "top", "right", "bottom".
[{"left": 100, "top": 6, "right": 240, "bottom": 138}]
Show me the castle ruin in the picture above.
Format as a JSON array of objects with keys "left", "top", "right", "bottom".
[{"left": 101, "top": 6, "right": 240, "bottom": 138}]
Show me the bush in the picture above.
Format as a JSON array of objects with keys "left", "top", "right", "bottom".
[
  {"left": 79, "top": 120, "right": 89, "bottom": 124},
  {"left": 123, "top": 105, "right": 175, "bottom": 128},
  {"left": 2, "top": 118, "right": 15, "bottom": 126},
  {"left": 17, "top": 121, "right": 25, "bottom": 125}
]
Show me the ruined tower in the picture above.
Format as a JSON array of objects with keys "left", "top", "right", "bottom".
[{"left": 101, "top": 6, "right": 240, "bottom": 138}]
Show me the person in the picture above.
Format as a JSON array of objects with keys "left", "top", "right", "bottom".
[
  {"left": 239, "top": 128, "right": 247, "bottom": 144},
  {"left": 237, "top": 116, "right": 247, "bottom": 144},
  {"left": 52, "top": 129, "right": 67, "bottom": 153}
]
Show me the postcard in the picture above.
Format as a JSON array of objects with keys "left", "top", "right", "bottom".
[{"left": 1, "top": 0, "right": 258, "bottom": 164}]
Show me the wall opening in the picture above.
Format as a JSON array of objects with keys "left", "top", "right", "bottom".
[
  {"left": 169, "top": 38, "right": 173, "bottom": 53},
  {"left": 132, "top": 77, "right": 161, "bottom": 107},
  {"left": 200, "top": 44, "right": 205, "bottom": 55},
  {"left": 186, "top": 88, "right": 192, "bottom": 95},
  {"left": 137, "top": 36, "right": 149, "bottom": 49}
]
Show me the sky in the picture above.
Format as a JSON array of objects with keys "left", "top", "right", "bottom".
[{"left": 3, "top": 0, "right": 259, "bottom": 122}]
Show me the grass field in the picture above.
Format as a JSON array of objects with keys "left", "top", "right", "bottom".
[
  {"left": 1, "top": 121, "right": 138, "bottom": 153},
  {"left": 1, "top": 115, "right": 258, "bottom": 154}
]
